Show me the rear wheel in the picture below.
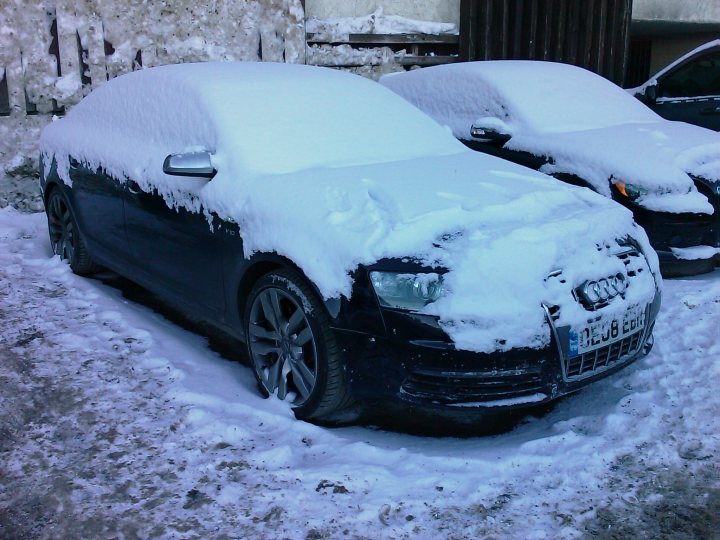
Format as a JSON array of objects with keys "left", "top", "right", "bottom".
[
  {"left": 244, "top": 269, "right": 354, "bottom": 422},
  {"left": 46, "top": 188, "right": 99, "bottom": 275}
]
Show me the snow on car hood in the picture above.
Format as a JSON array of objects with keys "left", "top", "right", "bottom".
[
  {"left": 204, "top": 152, "right": 659, "bottom": 353},
  {"left": 41, "top": 62, "right": 659, "bottom": 353},
  {"left": 510, "top": 120, "right": 720, "bottom": 214},
  {"left": 380, "top": 61, "right": 718, "bottom": 215}
]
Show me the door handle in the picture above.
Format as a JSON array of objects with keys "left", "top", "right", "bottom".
[
  {"left": 700, "top": 106, "right": 720, "bottom": 116},
  {"left": 126, "top": 180, "right": 142, "bottom": 195}
]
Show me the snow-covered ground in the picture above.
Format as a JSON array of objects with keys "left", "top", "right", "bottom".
[{"left": 0, "top": 203, "right": 718, "bottom": 538}]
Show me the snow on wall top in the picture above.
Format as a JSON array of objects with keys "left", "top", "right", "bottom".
[
  {"left": 41, "top": 62, "right": 659, "bottom": 353},
  {"left": 633, "top": 0, "right": 720, "bottom": 23},
  {"left": 306, "top": 7, "right": 458, "bottom": 41},
  {"left": 381, "top": 61, "right": 718, "bottom": 214}
]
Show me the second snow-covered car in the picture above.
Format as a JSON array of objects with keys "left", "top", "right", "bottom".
[
  {"left": 381, "top": 60, "right": 720, "bottom": 276},
  {"left": 40, "top": 62, "right": 660, "bottom": 424}
]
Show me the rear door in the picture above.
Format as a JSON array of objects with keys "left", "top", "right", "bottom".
[
  {"left": 651, "top": 50, "right": 720, "bottom": 131},
  {"left": 67, "top": 160, "right": 131, "bottom": 268}
]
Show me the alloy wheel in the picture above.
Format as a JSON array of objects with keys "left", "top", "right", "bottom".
[
  {"left": 47, "top": 193, "right": 75, "bottom": 262},
  {"left": 248, "top": 287, "right": 318, "bottom": 405}
]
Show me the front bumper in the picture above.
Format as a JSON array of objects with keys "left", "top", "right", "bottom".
[{"left": 333, "top": 293, "right": 661, "bottom": 412}]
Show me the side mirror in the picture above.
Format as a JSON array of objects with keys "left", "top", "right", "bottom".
[
  {"left": 470, "top": 125, "right": 511, "bottom": 145},
  {"left": 163, "top": 151, "right": 216, "bottom": 178},
  {"left": 644, "top": 83, "right": 658, "bottom": 103}
]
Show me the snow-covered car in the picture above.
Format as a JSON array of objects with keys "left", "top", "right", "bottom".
[
  {"left": 40, "top": 62, "right": 661, "bottom": 424},
  {"left": 631, "top": 40, "right": 720, "bottom": 131},
  {"left": 381, "top": 61, "right": 720, "bottom": 276}
]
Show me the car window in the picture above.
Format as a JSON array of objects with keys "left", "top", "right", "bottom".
[{"left": 659, "top": 53, "right": 720, "bottom": 99}]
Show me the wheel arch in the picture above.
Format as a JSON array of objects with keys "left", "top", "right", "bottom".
[{"left": 234, "top": 253, "right": 337, "bottom": 332}]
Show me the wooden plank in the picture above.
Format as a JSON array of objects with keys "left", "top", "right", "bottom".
[
  {"left": 398, "top": 55, "right": 462, "bottom": 67},
  {"left": 458, "top": 0, "right": 479, "bottom": 61},
  {"left": 307, "top": 33, "right": 459, "bottom": 45},
  {"left": 565, "top": 0, "right": 581, "bottom": 65},
  {"left": 83, "top": 13, "right": 109, "bottom": 89},
  {"left": 581, "top": 1, "right": 595, "bottom": 68},
  {"left": 610, "top": 0, "right": 632, "bottom": 85},
  {"left": 55, "top": 0, "right": 83, "bottom": 104},
  {"left": 500, "top": 0, "right": 510, "bottom": 59},
  {"left": 5, "top": 49, "right": 25, "bottom": 115},
  {"left": 555, "top": 0, "right": 567, "bottom": 60},
  {"left": 539, "top": 0, "right": 553, "bottom": 61},
  {"left": 0, "top": 69, "right": 9, "bottom": 116},
  {"left": 511, "top": 0, "right": 523, "bottom": 60},
  {"left": 595, "top": 0, "right": 608, "bottom": 74},
  {"left": 285, "top": 0, "right": 306, "bottom": 64},
  {"left": 527, "top": 0, "right": 539, "bottom": 59}
]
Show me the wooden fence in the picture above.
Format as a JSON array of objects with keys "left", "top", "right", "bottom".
[
  {"left": 0, "top": 0, "right": 305, "bottom": 118},
  {"left": 459, "top": 0, "right": 633, "bottom": 85}
]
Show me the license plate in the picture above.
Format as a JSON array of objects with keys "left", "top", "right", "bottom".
[{"left": 569, "top": 305, "right": 646, "bottom": 356}]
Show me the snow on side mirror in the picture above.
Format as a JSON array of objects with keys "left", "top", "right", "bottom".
[
  {"left": 470, "top": 125, "right": 511, "bottom": 145},
  {"left": 643, "top": 83, "right": 658, "bottom": 103},
  {"left": 163, "top": 151, "right": 216, "bottom": 178}
]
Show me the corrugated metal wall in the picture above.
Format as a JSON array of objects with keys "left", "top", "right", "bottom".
[{"left": 459, "top": 0, "right": 633, "bottom": 85}]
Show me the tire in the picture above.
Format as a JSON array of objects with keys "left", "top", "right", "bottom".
[
  {"left": 244, "top": 269, "right": 355, "bottom": 423},
  {"left": 46, "top": 187, "right": 100, "bottom": 275}
]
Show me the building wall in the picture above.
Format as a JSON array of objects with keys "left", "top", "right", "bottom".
[{"left": 305, "top": 0, "right": 460, "bottom": 23}]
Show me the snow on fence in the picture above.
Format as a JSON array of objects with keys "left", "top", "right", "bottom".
[
  {"left": 0, "top": 1, "right": 460, "bottom": 174},
  {"left": 0, "top": 0, "right": 305, "bottom": 118},
  {"left": 0, "top": 0, "right": 305, "bottom": 173}
]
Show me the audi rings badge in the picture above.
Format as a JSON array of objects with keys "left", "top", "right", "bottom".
[{"left": 580, "top": 273, "right": 627, "bottom": 305}]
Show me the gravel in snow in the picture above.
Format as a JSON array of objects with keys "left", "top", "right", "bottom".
[{"left": 0, "top": 206, "right": 718, "bottom": 539}]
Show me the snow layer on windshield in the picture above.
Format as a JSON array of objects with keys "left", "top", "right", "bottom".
[
  {"left": 381, "top": 61, "right": 718, "bottom": 214},
  {"left": 41, "top": 62, "right": 660, "bottom": 353}
]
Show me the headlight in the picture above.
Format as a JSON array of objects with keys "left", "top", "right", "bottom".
[
  {"left": 614, "top": 180, "right": 648, "bottom": 201},
  {"left": 369, "top": 271, "right": 446, "bottom": 311}
]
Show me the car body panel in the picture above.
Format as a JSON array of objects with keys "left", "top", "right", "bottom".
[{"left": 633, "top": 41, "right": 720, "bottom": 131}]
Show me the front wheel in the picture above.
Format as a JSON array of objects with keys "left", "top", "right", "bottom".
[
  {"left": 244, "top": 269, "right": 354, "bottom": 423},
  {"left": 46, "top": 187, "right": 99, "bottom": 275}
]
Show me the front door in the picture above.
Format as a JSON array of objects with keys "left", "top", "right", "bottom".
[
  {"left": 123, "top": 181, "right": 226, "bottom": 321},
  {"left": 652, "top": 50, "right": 720, "bottom": 131}
]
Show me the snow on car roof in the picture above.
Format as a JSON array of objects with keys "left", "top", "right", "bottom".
[
  {"left": 381, "top": 61, "right": 718, "bottom": 214},
  {"left": 43, "top": 62, "right": 464, "bottom": 181},
  {"left": 381, "top": 60, "right": 660, "bottom": 137}
]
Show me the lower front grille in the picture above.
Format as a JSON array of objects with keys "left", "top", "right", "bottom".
[
  {"left": 565, "top": 328, "right": 644, "bottom": 380},
  {"left": 400, "top": 367, "right": 546, "bottom": 405}
]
